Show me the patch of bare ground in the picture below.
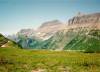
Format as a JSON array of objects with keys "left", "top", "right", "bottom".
[
  {"left": 31, "top": 66, "right": 71, "bottom": 72},
  {"left": 58, "top": 66, "right": 71, "bottom": 72},
  {"left": 31, "top": 69, "right": 46, "bottom": 72}
]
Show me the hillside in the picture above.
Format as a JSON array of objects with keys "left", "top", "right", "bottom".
[
  {"left": 40, "top": 28, "right": 100, "bottom": 52},
  {"left": 64, "top": 29, "right": 100, "bottom": 52},
  {"left": 17, "top": 35, "right": 42, "bottom": 49},
  {"left": 0, "top": 34, "right": 8, "bottom": 47},
  {"left": 0, "top": 34, "right": 21, "bottom": 48}
]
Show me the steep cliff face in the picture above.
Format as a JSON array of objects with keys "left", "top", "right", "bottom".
[{"left": 68, "top": 13, "right": 100, "bottom": 29}]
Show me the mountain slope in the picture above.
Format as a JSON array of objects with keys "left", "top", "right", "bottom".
[
  {"left": 41, "top": 29, "right": 77, "bottom": 50},
  {"left": 41, "top": 28, "right": 100, "bottom": 52},
  {"left": 0, "top": 34, "right": 8, "bottom": 47},
  {"left": 17, "top": 35, "right": 42, "bottom": 49},
  {"left": 0, "top": 34, "right": 21, "bottom": 48},
  {"left": 64, "top": 29, "right": 100, "bottom": 52}
]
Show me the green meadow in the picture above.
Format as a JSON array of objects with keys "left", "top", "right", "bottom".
[{"left": 0, "top": 48, "right": 100, "bottom": 72}]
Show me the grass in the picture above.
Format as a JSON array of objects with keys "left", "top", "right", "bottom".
[{"left": 0, "top": 48, "right": 100, "bottom": 72}]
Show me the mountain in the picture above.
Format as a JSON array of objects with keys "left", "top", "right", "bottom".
[
  {"left": 41, "top": 13, "right": 100, "bottom": 52},
  {"left": 0, "top": 34, "right": 21, "bottom": 48},
  {"left": 36, "top": 20, "right": 66, "bottom": 40},
  {"left": 43, "top": 28, "right": 100, "bottom": 52},
  {"left": 17, "top": 29, "right": 36, "bottom": 37},
  {"left": 68, "top": 13, "right": 100, "bottom": 29},
  {"left": 40, "top": 29, "right": 78, "bottom": 50},
  {"left": 16, "top": 35, "right": 42, "bottom": 49},
  {"left": 10, "top": 20, "right": 66, "bottom": 48},
  {"left": 64, "top": 29, "right": 100, "bottom": 52},
  {"left": 17, "top": 20, "right": 66, "bottom": 40},
  {"left": 7, "top": 13, "right": 100, "bottom": 52}
]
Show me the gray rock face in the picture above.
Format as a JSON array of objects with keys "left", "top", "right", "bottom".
[
  {"left": 68, "top": 13, "right": 100, "bottom": 25},
  {"left": 36, "top": 20, "right": 66, "bottom": 40},
  {"left": 17, "top": 29, "right": 36, "bottom": 37}
]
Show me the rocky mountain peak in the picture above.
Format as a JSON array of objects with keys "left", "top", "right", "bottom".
[
  {"left": 68, "top": 13, "right": 100, "bottom": 25},
  {"left": 68, "top": 13, "right": 100, "bottom": 29},
  {"left": 17, "top": 29, "right": 36, "bottom": 37},
  {"left": 36, "top": 20, "right": 66, "bottom": 40},
  {"left": 39, "top": 20, "right": 62, "bottom": 28}
]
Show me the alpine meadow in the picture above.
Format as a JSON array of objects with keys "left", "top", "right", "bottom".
[{"left": 0, "top": 0, "right": 100, "bottom": 72}]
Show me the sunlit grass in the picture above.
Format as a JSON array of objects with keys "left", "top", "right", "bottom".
[{"left": 0, "top": 48, "right": 100, "bottom": 72}]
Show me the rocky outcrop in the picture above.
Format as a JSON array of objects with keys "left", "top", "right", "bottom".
[
  {"left": 68, "top": 13, "right": 100, "bottom": 29},
  {"left": 68, "top": 13, "right": 100, "bottom": 24},
  {"left": 17, "top": 29, "right": 36, "bottom": 37}
]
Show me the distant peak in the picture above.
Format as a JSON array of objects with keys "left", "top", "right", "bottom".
[
  {"left": 68, "top": 12, "right": 100, "bottom": 26},
  {"left": 39, "top": 20, "right": 62, "bottom": 28}
]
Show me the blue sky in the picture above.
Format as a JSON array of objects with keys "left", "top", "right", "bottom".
[{"left": 0, "top": 0, "right": 100, "bottom": 35}]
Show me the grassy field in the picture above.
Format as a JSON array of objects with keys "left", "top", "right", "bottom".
[{"left": 0, "top": 48, "right": 100, "bottom": 72}]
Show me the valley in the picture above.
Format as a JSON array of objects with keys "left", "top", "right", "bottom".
[
  {"left": 0, "top": 0, "right": 100, "bottom": 72},
  {"left": 0, "top": 12, "right": 100, "bottom": 72}
]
